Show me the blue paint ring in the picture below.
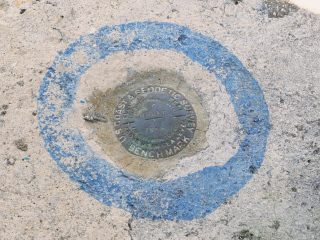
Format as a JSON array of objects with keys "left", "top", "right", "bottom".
[{"left": 38, "top": 22, "right": 270, "bottom": 220}]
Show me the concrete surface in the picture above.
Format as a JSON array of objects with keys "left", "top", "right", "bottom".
[{"left": 1, "top": 0, "right": 319, "bottom": 239}]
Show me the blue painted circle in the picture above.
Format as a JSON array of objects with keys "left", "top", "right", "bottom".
[{"left": 38, "top": 22, "right": 270, "bottom": 220}]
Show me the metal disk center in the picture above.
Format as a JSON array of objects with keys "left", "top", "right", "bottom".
[{"left": 113, "top": 86, "right": 197, "bottom": 159}]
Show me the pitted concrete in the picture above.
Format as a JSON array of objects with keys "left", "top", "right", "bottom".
[{"left": 0, "top": 0, "right": 319, "bottom": 239}]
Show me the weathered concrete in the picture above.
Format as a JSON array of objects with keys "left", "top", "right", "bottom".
[{"left": 0, "top": 0, "right": 319, "bottom": 239}]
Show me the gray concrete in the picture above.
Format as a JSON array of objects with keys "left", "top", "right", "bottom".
[{"left": 1, "top": 0, "right": 319, "bottom": 239}]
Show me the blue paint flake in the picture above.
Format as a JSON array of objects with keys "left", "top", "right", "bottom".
[{"left": 37, "top": 21, "right": 270, "bottom": 221}]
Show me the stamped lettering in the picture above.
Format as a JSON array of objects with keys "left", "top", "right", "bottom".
[{"left": 113, "top": 86, "right": 197, "bottom": 158}]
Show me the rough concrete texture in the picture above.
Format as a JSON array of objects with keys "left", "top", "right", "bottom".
[{"left": 0, "top": 0, "right": 319, "bottom": 239}]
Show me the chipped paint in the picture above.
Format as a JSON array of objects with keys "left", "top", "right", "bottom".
[{"left": 38, "top": 22, "right": 270, "bottom": 220}]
